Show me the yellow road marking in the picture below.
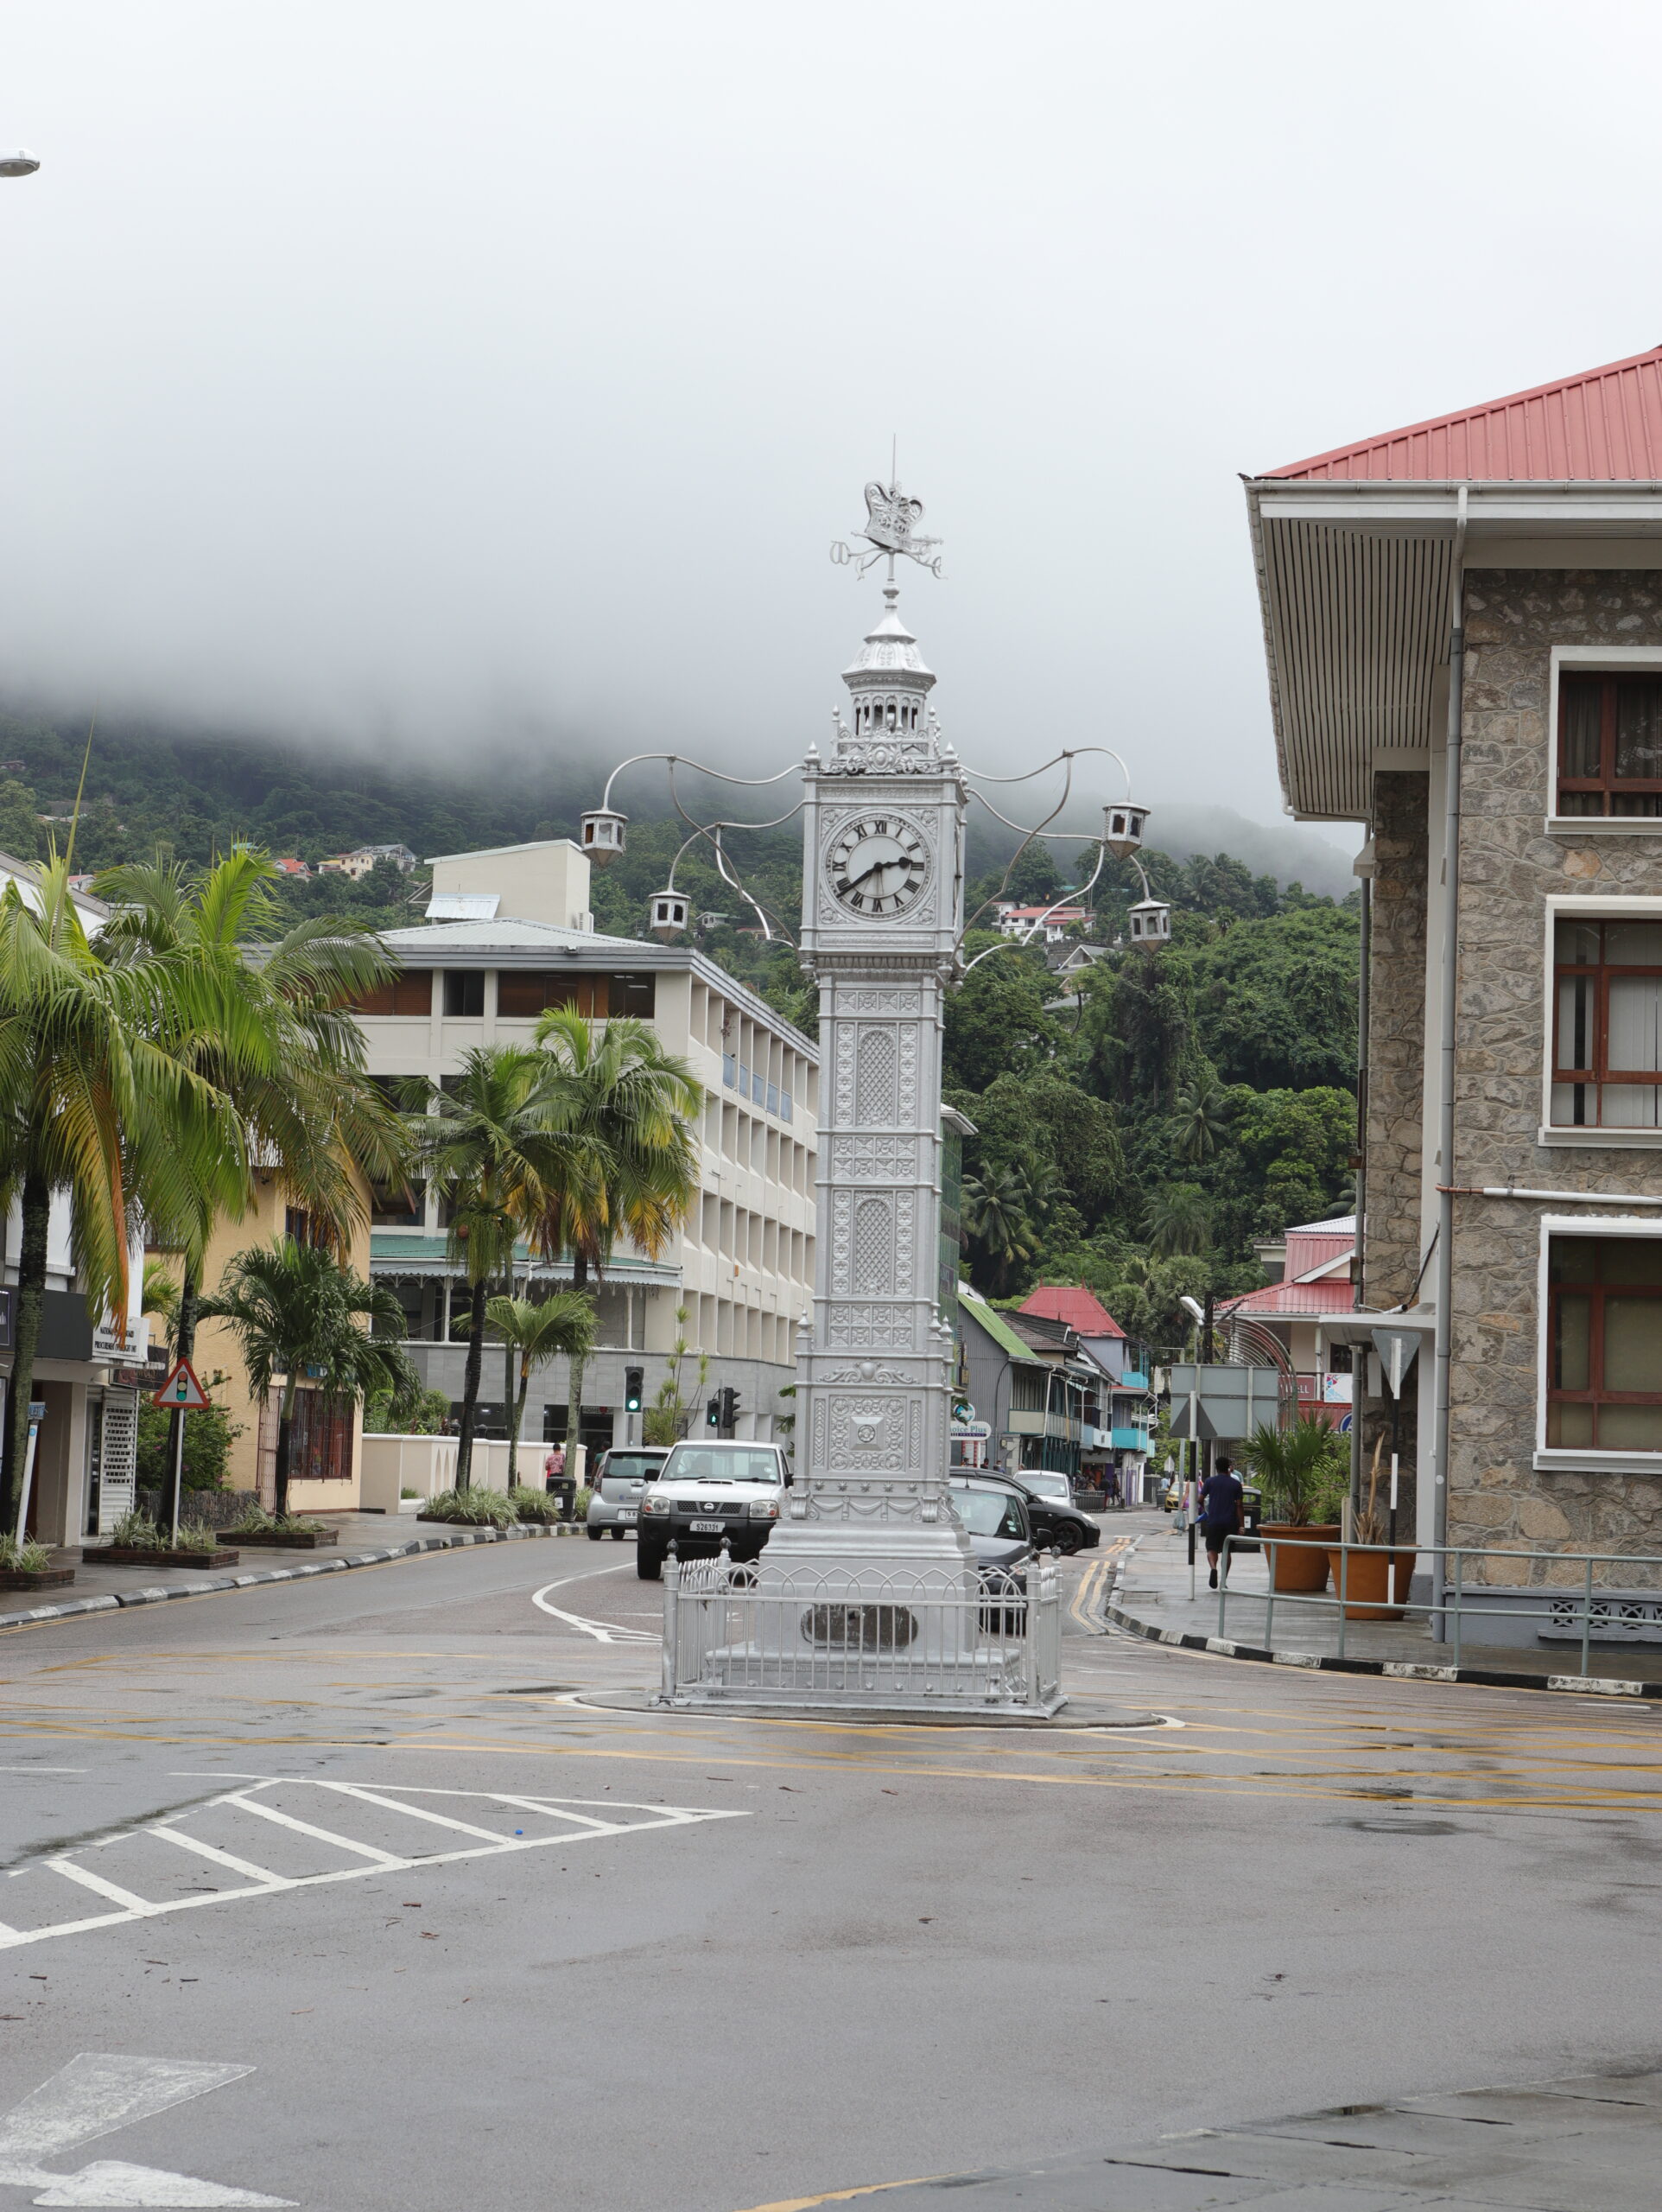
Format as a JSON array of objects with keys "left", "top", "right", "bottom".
[{"left": 731, "top": 2181, "right": 942, "bottom": 2211}]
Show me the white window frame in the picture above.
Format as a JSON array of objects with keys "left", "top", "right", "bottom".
[
  {"left": 1539, "top": 893, "right": 1662, "bottom": 1147},
  {"left": 1545, "top": 645, "right": 1662, "bottom": 835},
  {"left": 1535, "top": 1213, "right": 1662, "bottom": 1472}
]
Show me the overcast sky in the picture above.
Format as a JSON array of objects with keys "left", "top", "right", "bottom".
[{"left": 3, "top": 3, "right": 1659, "bottom": 869}]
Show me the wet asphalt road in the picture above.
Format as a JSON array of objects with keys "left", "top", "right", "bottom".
[{"left": 3, "top": 1520, "right": 1662, "bottom": 2211}]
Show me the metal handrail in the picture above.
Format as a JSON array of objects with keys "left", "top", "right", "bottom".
[{"left": 1217, "top": 1532, "right": 1662, "bottom": 1678}]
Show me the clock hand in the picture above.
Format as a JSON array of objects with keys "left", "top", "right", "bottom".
[{"left": 846, "top": 855, "right": 898, "bottom": 891}]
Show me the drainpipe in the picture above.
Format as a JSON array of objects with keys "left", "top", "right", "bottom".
[
  {"left": 1351, "top": 867, "right": 1372, "bottom": 1529},
  {"left": 1430, "top": 486, "right": 1469, "bottom": 1638}
]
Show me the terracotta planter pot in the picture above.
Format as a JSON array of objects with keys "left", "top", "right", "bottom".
[
  {"left": 1327, "top": 1547, "right": 1418, "bottom": 1620},
  {"left": 1260, "top": 1522, "right": 1339, "bottom": 1593}
]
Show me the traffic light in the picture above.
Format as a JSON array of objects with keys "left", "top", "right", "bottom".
[
  {"left": 719, "top": 1385, "right": 739, "bottom": 1432},
  {"left": 624, "top": 1366, "right": 644, "bottom": 1414},
  {"left": 707, "top": 1393, "right": 721, "bottom": 1429}
]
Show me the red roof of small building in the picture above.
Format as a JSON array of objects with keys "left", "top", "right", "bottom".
[
  {"left": 1225, "top": 1217, "right": 1356, "bottom": 1319},
  {"left": 1019, "top": 1284, "right": 1125, "bottom": 1339},
  {"left": 1268, "top": 344, "right": 1662, "bottom": 483}
]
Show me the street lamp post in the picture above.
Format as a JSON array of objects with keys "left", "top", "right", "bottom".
[{"left": 0, "top": 152, "right": 40, "bottom": 180}]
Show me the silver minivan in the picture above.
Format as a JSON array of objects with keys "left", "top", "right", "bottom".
[{"left": 585, "top": 1447, "right": 669, "bottom": 1540}]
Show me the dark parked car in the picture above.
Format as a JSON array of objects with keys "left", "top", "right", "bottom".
[{"left": 993, "top": 1470, "right": 1101, "bottom": 1556}]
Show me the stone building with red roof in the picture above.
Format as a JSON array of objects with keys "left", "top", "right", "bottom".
[{"left": 1245, "top": 343, "right": 1662, "bottom": 1615}]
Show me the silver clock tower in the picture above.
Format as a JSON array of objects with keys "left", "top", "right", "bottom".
[{"left": 759, "top": 557, "right": 978, "bottom": 1599}]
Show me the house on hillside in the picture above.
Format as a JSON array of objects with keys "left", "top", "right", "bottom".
[
  {"left": 1019, "top": 1285, "right": 1154, "bottom": 1496},
  {"left": 957, "top": 1286, "right": 1086, "bottom": 1480},
  {"left": 1220, "top": 1216, "right": 1357, "bottom": 1431},
  {"left": 994, "top": 902, "right": 1087, "bottom": 942},
  {"left": 319, "top": 842, "right": 419, "bottom": 880},
  {"left": 1245, "top": 340, "right": 1662, "bottom": 1618}
]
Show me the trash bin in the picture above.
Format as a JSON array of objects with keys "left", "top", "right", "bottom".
[{"left": 546, "top": 1474, "right": 577, "bottom": 1520}]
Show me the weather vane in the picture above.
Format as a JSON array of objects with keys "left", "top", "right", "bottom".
[{"left": 830, "top": 451, "right": 944, "bottom": 580}]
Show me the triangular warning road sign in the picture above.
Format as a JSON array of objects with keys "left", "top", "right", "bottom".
[{"left": 153, "top": 1357, "right": 212, "bottom": 1412}]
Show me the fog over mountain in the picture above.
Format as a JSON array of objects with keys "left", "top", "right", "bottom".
[{"left": 3, "top": 1, "right": 1655, "bottom": 887}]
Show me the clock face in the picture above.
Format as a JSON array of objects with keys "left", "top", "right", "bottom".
[{"left": 828, "top": 814, "right": 929, "bottom": 918}]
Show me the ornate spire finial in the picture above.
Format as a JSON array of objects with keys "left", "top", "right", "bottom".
[{"left": 830, "top": 467, "right": 944, "bottom": 581}]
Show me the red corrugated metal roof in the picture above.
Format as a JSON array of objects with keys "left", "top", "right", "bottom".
[
  {"left": 1019, "top": 1284, "right": 1126, "bottom": 1339},
  {"left": 1225, "top": 1277, "right": 1357, "bottom": 1318},
  {"left": 1269, "top": 345, "right": 1662, "bottom": 482}
]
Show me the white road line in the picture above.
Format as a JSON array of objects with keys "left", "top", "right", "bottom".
[
  {"left": 0, "top": 2053, "right": 289, "bottom": 2207},
  {"left": 147, "top": 1827, "right": 286, "bottom": 1888},
  {"left": 44, "top": 1860, "right": 157, "bottom": 1913},
  {"left": 227, "top": 1797, "right": 407, "bottom": 1865},
  {"left": 308, "top": 1782, "right": 519, "bottom": 1845},
  {"left": 0, "top": 1781, "right": 748, "bottom": 1954},
  {"left": 532, "top": 1576, "right": 657, "bottom": 1643}
]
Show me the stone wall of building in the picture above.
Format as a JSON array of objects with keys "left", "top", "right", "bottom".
[
  {"left": 1450, "top": 569, "right": 1662, "bottom": 1565},
  {"left": 1363, "top": 772, "right": 1430, "bottom": 1310}
]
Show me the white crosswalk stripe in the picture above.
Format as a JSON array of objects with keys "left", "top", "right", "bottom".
[{"left": 1, "top": 1777, "right": 745, "bottom": 1954}]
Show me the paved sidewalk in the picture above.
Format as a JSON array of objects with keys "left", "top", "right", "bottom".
[
  {"left": 1107, "top": 1517, "right": 1662, "bottom": 1694},
  {"left": 1, "top": 1511, "right": 583, "bottom": 1631},
  {"left": 749, "top": 2062, "right": 1662, "bottom": 2209}
]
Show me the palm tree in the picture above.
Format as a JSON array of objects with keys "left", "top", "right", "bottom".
[
  {"left": 141, "top": 1259, "right": 182, "bottom": 1358},
  {"left": 409, "top": 1046, "right": 600, "bottom": 1488},
  {"left": 1145, "top": 1182, "right": 1212, "bottom": 1259},
  {"left": 0, "top": 858, "right": 238, "bottom": 1531},
  {"left": 98, "top": 850, "right": 411, "bottom": 1528},
  {"left": 530, "top": 1007, "right": 701, "bottom": 1288},
  {"left": 200, "top": 1237, "right": 419, "bottom": 1516},
  {"left": 961, "top": 1164, "right": 1036, "bottom": 1292},
  {"left": 1169, "top": 1074, "right": 1231, "bottom": 1165},
  {"left": 485, "top": 1291, "right": 597, "bottom": 1486}
]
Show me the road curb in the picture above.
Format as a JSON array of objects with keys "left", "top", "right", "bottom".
[
  {"left": 0, "top": 1522, "right": 580, "bottom": 1632},
  {"left": 1102, "top": 1597, "right": 1662, "bottom": 1700}
]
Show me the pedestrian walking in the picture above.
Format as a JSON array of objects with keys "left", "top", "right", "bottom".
[
  {"left": 1198, "top": 1454, "right": 1245, "bottom": 1589},
  {"left": 544, "top": 1440, "right": 566, "bottom": 1494}
]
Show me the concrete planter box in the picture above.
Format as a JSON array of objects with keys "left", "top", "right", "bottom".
[
  {"left": 0, "top": 1567, "right": 74, "bottom": 1591},
  {"left": 226, "top": 1529, "right": 336, "bottom": 1550},
  {"left": 103, "top": 1546, "right": 241, "bottom": 1570},
  {"left": 1448, "top": 1584, "right": 1662, "bottom": 1649}
]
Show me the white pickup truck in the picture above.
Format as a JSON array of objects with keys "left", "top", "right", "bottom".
[{"left": 635, "top": 1440, "right": 791, "bottom": 1580}]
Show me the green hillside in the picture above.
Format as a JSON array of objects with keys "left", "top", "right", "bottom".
[{"left": 0, "top": 707, "right": 1359, "bottom": 1341}]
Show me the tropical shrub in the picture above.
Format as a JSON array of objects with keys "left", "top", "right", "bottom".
[{"left": 420, "top": 1487, "right": 517, "bottom": 1527}]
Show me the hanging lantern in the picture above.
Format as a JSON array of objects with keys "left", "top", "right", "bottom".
[
  {"left": 1101, "top": 802, "right": 1150, "bottom": 862},
  {"left": 649, "top": 887, "right": 690, "bottom": 940},
  {"left": 580, "top": 808, "right": 628, "bottom": 867},
  {"left": 1128, "top": 896, "right": 1171, "bottom": 944}
]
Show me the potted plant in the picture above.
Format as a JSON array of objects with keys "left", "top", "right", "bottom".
[
  {"left": 101, "top": 1511, "right": 240, "bottom": 1570},
  {"left": 1328, "top": 1440, "right": 1418, "bottom": 1620},
  {"left": 0, "top": 1533, "right": 73, "bottom": 1592},
  {"left": 1243, "top": 1417, "right": 1344, "bottom": 1593}
]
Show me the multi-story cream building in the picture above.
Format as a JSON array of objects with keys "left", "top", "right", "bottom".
[{"left": 355, "top": 836, "right": 817, "bottom": 1457}]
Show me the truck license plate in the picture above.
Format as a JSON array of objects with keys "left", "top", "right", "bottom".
[{"left": 691, "top": 1519, "right": 726, "bottom": 1534}]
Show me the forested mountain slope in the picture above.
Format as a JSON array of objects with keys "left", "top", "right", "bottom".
[{"left": 0, "top": 708, "right": 1359, "bottom": 1340}]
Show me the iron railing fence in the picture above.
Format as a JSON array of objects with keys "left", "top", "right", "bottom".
[
  {"left": 661, "top": 1544, "right": 1063, "bottom": 1711},
  {"left": 1217, "top": 1533, "right": 1662, "bottom": 1678}
]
